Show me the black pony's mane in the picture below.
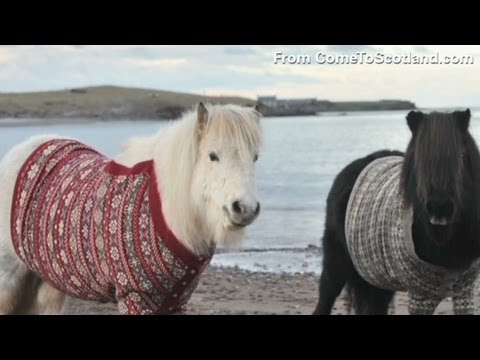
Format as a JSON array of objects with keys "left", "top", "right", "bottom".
[
  {"left": 400, "top": 110, "right": 480, "bottom": 267},
  {"left": 401, "top": 112, "right": 480, "bottom": 217}
]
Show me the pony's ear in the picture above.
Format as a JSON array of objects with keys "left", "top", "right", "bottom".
[
  {"left": 406, "top": 111, "right": 424, "bottom": 133},
  {"left": 454, "top": 108, "right": 471, "bottom": 132},
  {"left": 254, "top": 104, "right": 262, "bottom": 119},
  {"left": 197, "top": 102, "right": 208, "bottom": 133}
]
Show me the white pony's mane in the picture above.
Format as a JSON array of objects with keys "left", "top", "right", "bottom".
[{"left": 116, "top": 103, "right": 262, "bottom": 255}]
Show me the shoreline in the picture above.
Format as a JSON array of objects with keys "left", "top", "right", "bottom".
[
  {"left": 0, "top": 117, "right": 168, "bottom": 128},
  {"left": 0, "top": 109, "right": 419, "bottom": 128},
  {"left": 61, "top": 265, "right": 480, "bottom": 315}
]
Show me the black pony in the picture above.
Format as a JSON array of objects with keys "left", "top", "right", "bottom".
[{"left": 313, "top": 109, "right": 480, "bottom": 315}]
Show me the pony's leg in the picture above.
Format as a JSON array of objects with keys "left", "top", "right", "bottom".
[
  {"left": 0, "top": 135, "right": 67, "bottom": 314},
  {"left": 34, "top": 281, "right": 66, "bottom": 315},
  {"left": 452, "top": 289, "right": 475, "bottom": 315},
  {"left": 348, "top": 272, "right": 395, "bottom": 315},
  {"left": 0, "top": 254, "right": 38, "bottom": 315},
  {"left": 365, "top": 289, "right": 395, "bottom": 315},
  {"left": 313, "top": 228, "right": 355, "bottom": 315},
  {"left": 408, "top": 293, "right": 441, "bottom": 315}
]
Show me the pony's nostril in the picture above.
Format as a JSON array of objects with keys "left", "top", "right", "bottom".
[
  {"left": 232, "top": 201, "right": 243, "bottom": 214},
  {"left": 426, "top": 201, "right": 433, "bottom": 213},
  {"left": 427, "top": 199, "right": 455, "bottom": 218},
  {"left": 232, "top": 201, "right": 260, "bottom": 218},
  {"left": 254, "top": 202, "right": 260, "bottom": 215},
  {"left": 442, "top": 201, "right": 454, "bottom": 218}
]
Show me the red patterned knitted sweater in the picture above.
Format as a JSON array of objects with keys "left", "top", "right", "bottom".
[{"left": 11, "top": 139, "right": 213, "bottom": 315}]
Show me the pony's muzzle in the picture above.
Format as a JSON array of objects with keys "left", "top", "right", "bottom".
[
  {"left": 426, "top": 198, "right": 455, "bottom": 226},
  {"left": 226, "top": 201, "right": 261, "bottom": 227}
]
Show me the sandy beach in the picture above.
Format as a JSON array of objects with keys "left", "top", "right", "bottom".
[{"left": 61, "top": 266, "right": 480, "bottom": 315}]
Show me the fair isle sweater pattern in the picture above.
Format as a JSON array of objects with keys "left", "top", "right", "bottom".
[
  {"left": 345, "top": 156, "right": 480, "bottom": 315},
  {"left": 11, "top": 139, "right": 213, "bottom": 315}
]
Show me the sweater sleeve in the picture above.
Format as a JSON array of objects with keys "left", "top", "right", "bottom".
[
  {"left": 117, "top": 291, "right": 186, "bottom": 315},
  {"left": 408, "top": 292, "right": 442, "bottom": 315},
  {"left": 453, "top": 288, "right": 475, "bottom": 315},
  {"left": 117, "top": 292, "right": 160, "bottom": 315}
]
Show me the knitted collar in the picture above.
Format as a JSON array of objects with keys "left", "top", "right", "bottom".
[{"left": 105, "top": 159, "right": 215, "bottom": 270}]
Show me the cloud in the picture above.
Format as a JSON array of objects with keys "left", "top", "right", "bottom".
[
  {"left": 326, "top": 45, "right": 374, "bottom": 54},
  {"left": 413, "top": 45, "right": 430, "bottom": 54},
  {"left": 224, "top": 46, "right": 257, "bottom": 55},
  {"left": 0, "top": 47, "right": 17, "bottom": 64},
  {"left": 0, "top": 45, "right": 480, "bottom": 107},
  {"left": 125, "top": 58, "right": 189, "bottom": 68}
]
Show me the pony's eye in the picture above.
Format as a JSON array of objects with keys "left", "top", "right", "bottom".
[
  {"left": 209, "top": 152, "right": 219, "bottom": 162},
  {"left": 254, "top": 154, "right": 259, "bottom": 162}
]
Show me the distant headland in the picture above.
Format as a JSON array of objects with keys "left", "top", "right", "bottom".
[
  {"left": 0, "top": 86, "right": 416, "bottom": 121},
  {"left": 257, "top": 96, "right": 416, "bottom": 116}
]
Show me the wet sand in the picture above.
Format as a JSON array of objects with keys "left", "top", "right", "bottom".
[{"left": 61, "top": 266, "right": 480, "bottom": 315}]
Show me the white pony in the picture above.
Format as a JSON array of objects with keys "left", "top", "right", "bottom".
[{"left": 0, "top": 103, "right": 262, "bottom": 314}]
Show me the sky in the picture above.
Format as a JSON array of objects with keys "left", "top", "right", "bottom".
[{"left": 0, "top": 45, "right": 479, "bottom": 108}]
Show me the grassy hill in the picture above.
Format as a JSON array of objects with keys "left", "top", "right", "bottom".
[
  {"left": 0, "top": 85, "right": 257, "bottom": 120},
  {"left": 0, "top": 85, "right": 416, "bottom": 121}
]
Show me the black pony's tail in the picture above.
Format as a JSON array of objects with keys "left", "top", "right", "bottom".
[
  {"left": 344, "top": 277, "right": 376, "bottom": 315},
  {"left": 344, "top": 278, "right": 396, "bottom": 315}
]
